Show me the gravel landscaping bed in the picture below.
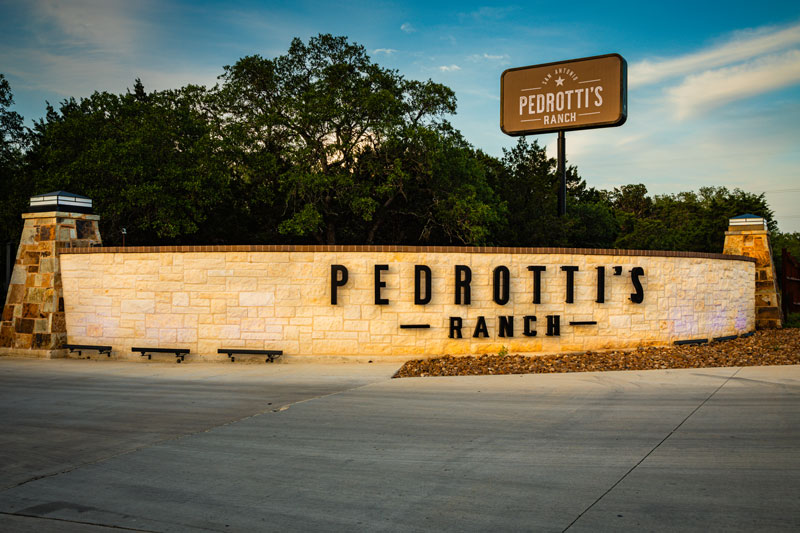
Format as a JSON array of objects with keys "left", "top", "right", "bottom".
[{"left": 393, "top": 329, "right": 800, "bottom": 378}]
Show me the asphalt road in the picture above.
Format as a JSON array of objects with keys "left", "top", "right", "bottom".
[{"left": 0, "top": 358, "right": 798, "bottom": 532}]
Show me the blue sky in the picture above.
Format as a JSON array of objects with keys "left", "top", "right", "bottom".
[{"left": 2, "top": 0, "right": 799, "bottom": 232}]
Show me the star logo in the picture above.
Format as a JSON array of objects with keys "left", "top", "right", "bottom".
[{"left": 555, "top": 76, "right": 565, "bottom": 86}]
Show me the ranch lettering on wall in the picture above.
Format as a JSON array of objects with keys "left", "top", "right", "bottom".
[{"left": 330, "top": 264, "right": 645, "bottom": 338}]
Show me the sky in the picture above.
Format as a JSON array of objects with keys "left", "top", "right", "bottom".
[{"left": 1, "top": 0, "right": 799, "bottom": 232}]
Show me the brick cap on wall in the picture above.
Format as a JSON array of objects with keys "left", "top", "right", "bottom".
[{"left": 58, "top": 244, "right": 756, "bottom": 263}]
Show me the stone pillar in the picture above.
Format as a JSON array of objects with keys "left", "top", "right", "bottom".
[
  {"left": 722, "top": 214, "right": 782, "bottom": 329},
  {"left": 0, "top": 192, "right": 101, "bottom": 358}
]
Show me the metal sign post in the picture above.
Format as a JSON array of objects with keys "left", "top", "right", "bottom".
[
  {"left": 557, "top": 131, "right": 566, "bottom": 217},
  {"left": 500, "top": 54, "right": 627, "bottom": 217}
]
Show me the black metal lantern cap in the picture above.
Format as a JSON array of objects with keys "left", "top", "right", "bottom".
[{"left": 29, "top": 191, "right": 93, "bottom": 214}]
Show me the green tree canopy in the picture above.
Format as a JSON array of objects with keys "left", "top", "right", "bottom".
[
  {"left": 611, "top": 185, "right": 774, "bottom": 252},
  {"left": 216, "top": 34, "right": 498, "bottom": 244},
  {"left": 0, "top": 74, "right": 29, "bottom": 243},
  {"left": 486, "top": 137, "right": 617, "bottom": 247},
  {"left": 25, "top": 80, "right": 229, "bottom": 245}
]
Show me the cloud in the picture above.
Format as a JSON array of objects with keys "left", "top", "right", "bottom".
[
  {"left": 626, "top": 21, "right": 800, "bottom": 121},
  {"left": 630, "top": 22, "right": 800, "bottom": 87},
  {"left": 0, "top": 0, "right": 152, "bottom": 95},
  {"left": 0, "top": 0, "right": 220, "bottom": 100},
  {"left": 667, "top": 49, "right": 800, "bottom": 119},
  {"left": 438, "top": 65, "right": 461, "bottom": 72},
  {"left": 468, "top": 52, "right": 510, "bottom": 63},
  {"left": 400, "top": 22, "right": 415, "bottom": 33},
  {"left": 29, "top": 0, "right": 152, "bottom": 56},
  {"left": 460, "top": 88, "right": 500, "bottom": 102},
  {"left": 373, "top": 48, "right": 397, "bottom": 55},
  {"left": 459, "top": 7, "right": 514, "bottom": 22}
]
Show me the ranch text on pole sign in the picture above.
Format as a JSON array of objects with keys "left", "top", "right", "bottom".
[{"left": 501, "top": 54, "right": 627, "bottom": 135}]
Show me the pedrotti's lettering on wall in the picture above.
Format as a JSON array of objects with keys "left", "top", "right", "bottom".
[{"left": 329, "top": 262, "right": 645, "bottom": 339}]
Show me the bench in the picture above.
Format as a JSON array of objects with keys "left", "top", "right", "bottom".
[
  {"left": 64, "top": 344, "right": 112, "bottom": 358},
  {"left": 218, "top": 348, "right": 283, "bottom": 363},
  {"left": 132, "top": 347, "right": 190, "bottom": 363}
]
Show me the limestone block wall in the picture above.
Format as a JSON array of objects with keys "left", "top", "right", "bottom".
[{"left": 59, "top": 246, "right": 755, "bottom": 360}]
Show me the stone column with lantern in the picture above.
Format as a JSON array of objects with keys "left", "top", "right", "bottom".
[
  {"left": 0, "top": 192, "right": 102, "bottom": 358},
  {"left": 722, "top": 214, "right": 782, "bottom": 329}
]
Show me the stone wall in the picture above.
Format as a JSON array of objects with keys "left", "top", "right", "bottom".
[
  {"left": 59, "top": 246, "right": 755, "bottom": 360},
  {"left": 723, "top": 223, "right": 782, "bottom": 328},
  {"left": 0, "top": 211, "right": 101, "bottom": 357}
]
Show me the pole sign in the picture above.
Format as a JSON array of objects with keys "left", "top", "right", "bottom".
[{"left": 501, "top": 53, "right": 627, "bottom": 136}]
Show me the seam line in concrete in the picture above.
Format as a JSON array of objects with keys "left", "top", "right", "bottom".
[
  {"left": 0, "top": 511, "right": 157, "bottom": 532},
  {"left": 0, "top": 378, "right": 389, "bottom": 493},
  {"left": 561, "top": 366, "right": 744, "bottom": 532}
]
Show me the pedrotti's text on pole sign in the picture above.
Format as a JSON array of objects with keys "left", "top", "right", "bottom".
[{"left": 501, "top": 54, "right": 627, "bottom": 136}]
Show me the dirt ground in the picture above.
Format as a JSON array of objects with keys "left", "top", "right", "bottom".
[{"left": 394, "top": 328, "right": 800, "bottom": 378}]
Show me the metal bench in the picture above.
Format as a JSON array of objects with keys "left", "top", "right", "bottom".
[
  {"left": 132, "top": 347, "right": 190, "bottom": 363},
  {"left": 218, "top": 348, "right": 283, "bottom": 363},
  {"left": 64, "top": 344, "right": 112, "bottom": 358}
]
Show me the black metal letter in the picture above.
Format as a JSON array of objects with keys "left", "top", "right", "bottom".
[
  {"left": 498, "top": 316, "right": 514, "bottom": 338},
  {"left": 528, "top": 266, "right": 546, "bottom": 304},
  {"left": 596, "top": 266, "right": 605, "bottom": 303},
  {"left": 415, "top": 265, "right": 432, "bottom": 305},
  {"left": 374, "top": 264, "right": 389, "bottom": 305},
  {"left": 455, "top": 265, "right": 471, "bottom": 305},
  {"left": 561, "top": 266, "right": 579, "bottom": 303},
  {"left": 449, "top": 317, "right": 463, "bottom": 339},
  {"left": 472, "top": 316, "right": 489, "bottom": 338},
  {"left": 630, "top": 267, "right": 645, "bottom": 304},
  {"left": 546, "top": 315, "right": 561, "bottom": 336},
  {"left": 523, "top": 315, "right": 537, "bottom": 337},
  {"left": 330, "top": 265, "right": 348, "bottom": 305},
  {"left": 493, "top": 266, "right": 510, "bottom": 305}
]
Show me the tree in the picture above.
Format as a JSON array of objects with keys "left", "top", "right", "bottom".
[
  {"left": 26, "top": 80, "right": 231, "bottom": 245},
  {"left": 0, "top": 74, "right": 29, "bottom": 244},
  {"left": 563, "top": 198, "right": 618, "bottom": 248},
  {"left": 216, "top": 34, "right": 496, "bottom": 244},
  {"left": 609, "top": 184, "right": 652, "bottom": 217},
  {"left": 485, "top": 137, "right": 612, "bottom": 247},
  {"left": 0, "top": 75, "right": 25, "bottom": 158},
  {"left": 610, "top": 185, "right": 774, "bottom": 252},
  {"left": 772, "top": 231, "right": 800, "bottom": 283},
  {"left": 359, "top": 125, "right": 502, "bottom": 245}
]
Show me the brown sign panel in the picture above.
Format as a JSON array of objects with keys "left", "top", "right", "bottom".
[{"left": 501, "top": 54, "right": 627, "bottom": 136}]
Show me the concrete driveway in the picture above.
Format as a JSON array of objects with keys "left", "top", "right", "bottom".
[{"left": 0, "top": 358, "right": 798, "bottom": 532}]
